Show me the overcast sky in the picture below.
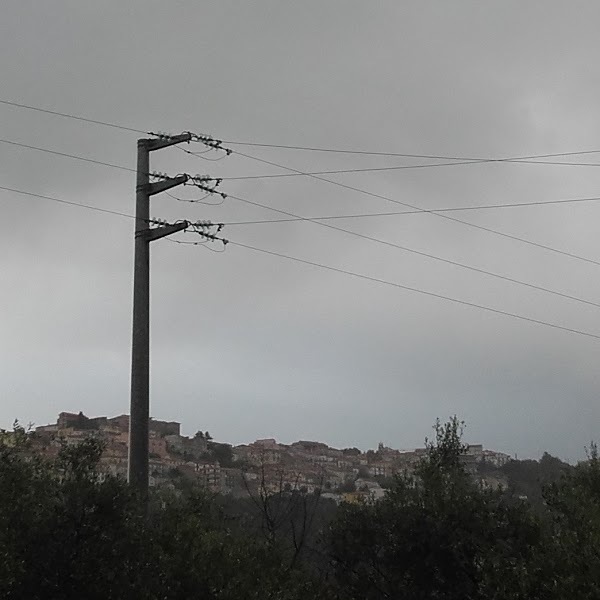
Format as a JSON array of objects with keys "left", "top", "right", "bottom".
[{"left": 1, "top": 1, "right": 600, "bottom": 461}]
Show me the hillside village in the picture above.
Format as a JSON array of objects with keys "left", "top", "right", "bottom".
[{"left": 33, "top": 411, "right": 512, "bottom": 502}]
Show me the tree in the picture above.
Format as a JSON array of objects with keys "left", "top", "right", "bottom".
[
  {"left": 0, "top": 426, "right": 332, "bottom": 600},
  {"left": 10, "top": 417, "right": 600, "bottom": 599},
  {"left": 0, "top": 427, "right": 155, "bottom": 599},
  {"left": 207, "top": 441, "right": 234, "bottom": 467},
  {"left": 328, "top": 417, "right": 543, "bottom": 600},
  {"left": 147, "top": 488, "right": 327, "bottom": 599},
  {"left": 500, "top": 451, "right": 571, "bottom": 507},
  {"left": 357, "top": 465, "right": 370, "bottom": 478},
  {"left": 342, "top": 447, "right": 361, "bottom": 456},
  {"left": 539, "top": 443, "right": 600, "bottom": 599}
]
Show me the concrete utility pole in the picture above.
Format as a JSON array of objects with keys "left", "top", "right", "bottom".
[{"left": 128, "top": 133, "right": 192, "bottom": 497}]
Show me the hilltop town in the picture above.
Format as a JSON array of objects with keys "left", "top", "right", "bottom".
[{"left": 33, "top": 411, "right": 512, "bottom": 502}]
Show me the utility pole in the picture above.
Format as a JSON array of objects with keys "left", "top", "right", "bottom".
[{"left": 128, "top": 133, "right": 192, "bottom": 497}]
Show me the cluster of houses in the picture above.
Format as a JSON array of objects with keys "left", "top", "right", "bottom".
[{"left": 32, "top": 412, "right": 511, "bottom": 502}]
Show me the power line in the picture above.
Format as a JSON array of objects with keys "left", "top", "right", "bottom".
[
  {"left": 8, "top": 136, "right": 600, "bottom": 224},
  {"left": 198, "top": 148, "right": 600, "bottom": 305},
  {"left": 222, "top": 195, "right": 600, "bottom": 225},
  {"left": 0, "top": 138, "right": 136, "bottom": 173},
  {"left": 7, "top": 126, "right": 600, "bottom": 185},
  {"left": 166, "top": 236, "right": 226, "bottom": 251},
  {"left": 443, "top": 220, "right": 600, "bottom": 268},
  {"left": 3, "top": 180, "right": 599, "bottom": 340},
  {"left": 4, "top": 126, "right": 597, "bottom": 273},
  {"left": 223, "top": 192, "right": 600, "bottom": 309},
  {"left": 4, "top": 101, "right": 597, "bottom": 337},
  {"left": 7, "top": 178, "right": 599, "bottom": 312},
  {"left": 182, "top": 146, "right": 600, "bottom": 181},
  {"left": 5, "top": 98, "right": 600, "bottom": 279},
  {"left": 222, "top": 140, "right": 600, "bottom": 161},
  {"left": 0, "top": 99, "right": 224, "bottom": 158},
  {"left": 0, "top": 185, "right": 137, "bottom": 220},
  {"left": 0, "top": 99, "right": 147, "bottom": 134},
  {"left": 165, "top": 190, "right": 225, "bottom": 206},
  {"left": 226, "top": 241, "right": 600, "bottom": 342},
  {"left": 221, "top": 158, "right": 600, "bottom": 180},
  {"left": 230, "top": 149, "right": 600, "bottom": 267},
  {"left": 4, "top": 97, "right": 600, "bottom": 173}
]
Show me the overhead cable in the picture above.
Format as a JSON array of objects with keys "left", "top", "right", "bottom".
[
  {"left": 3, "top": 180, "right": 599, "bottom": 340},
  {"left": 222, "top": 195, "right": 600, "bottom": 225},
  {"left": 0, "top": 99, "right": 146, "bottom": 134},
  {"left": 3, "top": 97, "right": 600, "bottom": 171},
  {"left": 0, "top": 185, "right": 137, "bottom": 220},
  {"left": 223, "top": 191, "right": 600, "bottom": 309},
  {"left": 7, "top": 137, "right": 600, "bottom": 223},
  {"left": 0, "top": 138, "right": 136, "bottom": 173},
  {"left": 221, "top": 158, "right": 600, "bottom": 180},
  {"left": 226, "top": 241, "right": 600, "bottom": 342},
  {"left": 230, "top": 150, "right": 600, "bottom": 267},
  {"left": 222, "top": 140, "right": 600, "bottom": 161}
]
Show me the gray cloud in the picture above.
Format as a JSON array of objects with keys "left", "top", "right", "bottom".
[{"left": 2, "top": 1, "right": 600, "bottom": 461}]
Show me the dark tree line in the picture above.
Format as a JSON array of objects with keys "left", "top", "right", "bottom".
[{"left": 1, "top": 418, "right": 599, "bottom": 599}]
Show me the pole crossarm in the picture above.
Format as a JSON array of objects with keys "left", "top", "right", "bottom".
[
  {"left": 142, "top": 221, "right": 189, "bottom": 242},
  {"left": 146, "top": 132, "right": 192, "bottom": 151},
  {"left": 145, "top": 174, "right": 188, "bottom": 196}
]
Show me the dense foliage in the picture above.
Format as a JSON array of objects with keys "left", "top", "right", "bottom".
[
  {"left": 1, "top": 419, "right": 599, "bottom": 599},
  {"left": 329, "top": 418, "right": 543, "bottom": 599}
]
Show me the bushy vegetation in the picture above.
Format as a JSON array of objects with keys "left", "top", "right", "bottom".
[{"left": 1, "top": 418, "right": 599, "bottom": 599}]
